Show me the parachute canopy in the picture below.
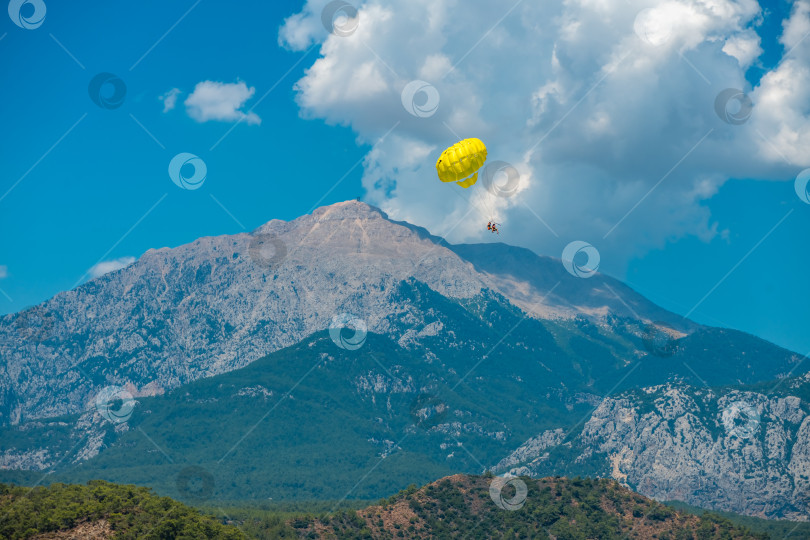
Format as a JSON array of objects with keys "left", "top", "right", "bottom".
[{"left": 436, "top": 138, "right": 487, "bottom": 188}]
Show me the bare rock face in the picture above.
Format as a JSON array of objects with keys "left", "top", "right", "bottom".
[
  {"left": 492, "top": 428, "right": 566, "bottom": 473},
  {"left": 0, "top": 201, "right": 681, "bottom": 427},
  {"left": 497, "top": 382, "right": 810, "bottom": 521}
]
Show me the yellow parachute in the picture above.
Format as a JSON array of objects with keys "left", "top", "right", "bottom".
[{"left": 436, "top": 138, "right": 487, "bottom": 188}]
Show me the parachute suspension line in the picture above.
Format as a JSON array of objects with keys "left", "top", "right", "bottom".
[{"left": 476, "top": 187, "right": 500, "bottom": 233}]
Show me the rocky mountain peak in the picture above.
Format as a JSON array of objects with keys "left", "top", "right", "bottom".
[
  {"left": 254, "top": 200, "right": 387, "bottom": 232},
  {"left": 0, "top": 200, "right": 694, "bottom": 426},
  {"left": 311, "top": 199, "right": 389, "bottom": 220}
]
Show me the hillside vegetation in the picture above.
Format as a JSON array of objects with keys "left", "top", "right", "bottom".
[
  {"left": 1, "top": 475, "right": 781, "bottom": 539},
  {"left": 0, "top": 480, "right": 244, "bottom": 539},
  {"left": 260, "top": 475, "right": 766, "bottom": 539}
]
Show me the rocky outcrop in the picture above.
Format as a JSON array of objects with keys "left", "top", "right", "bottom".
[
  {"left": 497, "top": 381, "right": 810, "bottom": 520},
  {"left": 32, "top": 519, "right": 112, "bottom": 539},
  {"left": 492, "top": 428, "right": 566, "bottom": 473}
]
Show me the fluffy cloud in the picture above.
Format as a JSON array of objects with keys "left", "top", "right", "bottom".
[
  {"left": 279, "top": 0, "right": 810, "bottom": 273},
  {"left": 184, "top": 81, "right": 261, "bottom": 125},
  {"left": 88, "top": 257, "right": 136, "bottom": 279},
  {"left": 160, "top": 88, "right": 182, "bottom": 112},
  {"left": 0, "top": 265, "right": 6, "bottom": 279}
]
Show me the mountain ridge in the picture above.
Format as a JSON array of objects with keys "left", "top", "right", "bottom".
[
  {"left": 1, "top": 200, "right": 707, "bottom": 427},
  {"left": 1, "top": 200, "right": 806, "bottom": 524},
  {"left": 1, "top": 314, "right": 804, "bottom": 518}
]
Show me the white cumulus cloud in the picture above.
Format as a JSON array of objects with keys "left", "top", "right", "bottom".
[
  {"left": 279, "top": 0, "right": 810, "bottom": 274},
  {"left": 184, "top": 80, "right": 261, "bottom": 125},
  {"left": 88, "top": 257, "right": 136, "bottom": 279},
  {"left": 160, "top": 88, "right": 182, "bottom": 112}
]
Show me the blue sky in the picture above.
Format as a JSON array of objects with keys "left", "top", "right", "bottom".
[{"left": 1, "top": 0, "right": 808, "bottom": 356}]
